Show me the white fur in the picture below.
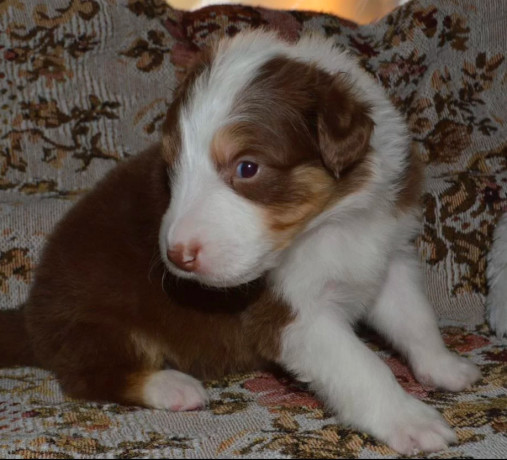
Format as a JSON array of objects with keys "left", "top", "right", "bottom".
[
  {"left": 159, "top": 171, "right": 276, "bottom": 286},
  {"left": 487, "top": 211, "right": 507, "bottom": 338},
  {"left": 158, "top": 30, "right": 482, "bottom": 453},
  {"left": 366, "top": 246, "right": 481, "bottom": 391},
  {"left": 281, "top": 310, "right": 457, "bottom": 454},
  {"left": 273, "top": 211, "right": 478, "bottom": 453},
  {"left": 143, "top": 369, "right": 208, "bottom": 411}
]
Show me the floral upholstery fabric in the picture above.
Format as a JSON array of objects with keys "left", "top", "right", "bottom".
[{"left": 0, "top": 0, "right": 506, "bottom": 458}]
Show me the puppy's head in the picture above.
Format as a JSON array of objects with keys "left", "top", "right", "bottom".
[{"left": 159, "top": 32, "right": 374, "bottom": 287}]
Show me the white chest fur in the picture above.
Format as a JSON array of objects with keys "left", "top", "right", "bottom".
[{"left": 271, "top": 209, "right": 404, "bottom": 322}]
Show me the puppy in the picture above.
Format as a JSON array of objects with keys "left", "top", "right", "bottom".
[{"left": 0, "top": 30, "right": 484, "bottom": 454}]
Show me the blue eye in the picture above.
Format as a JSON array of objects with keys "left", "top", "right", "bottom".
[{"left": 236, "top": 161, "right": 259, "bottom": 179}]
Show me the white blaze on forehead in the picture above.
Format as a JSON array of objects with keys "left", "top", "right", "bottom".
[{"left": 179, "top": 32, "right": 292, "bottom": 169}]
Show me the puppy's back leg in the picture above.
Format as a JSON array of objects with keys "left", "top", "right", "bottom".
[
  {"left": 134, "top": 369, "right": 208, "bottom": 411},
  {"left": 40, "top": 322, "right": 207, "bottom": 410},
  {"left": 365, "top": 249, "right": 481, "bottom": 391},
  {"left": 61, "top": 368, "right": 207, "bottom": 411}
]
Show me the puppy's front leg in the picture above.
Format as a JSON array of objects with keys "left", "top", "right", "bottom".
[
  {"left": 279, "top": 309, "right": 456, "bottom": 454},
  {"left": 366, "top": 249, "right": 481, "bottom": 391}
]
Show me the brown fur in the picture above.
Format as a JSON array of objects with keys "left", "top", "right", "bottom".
[
  {"left": 0, "top": 144, "right": 292, "bottom": 406},
  {"left": 0, "top": 307, "right": 35, "bottom": 367},
  {"left": 317, "top": 75, "right": 374, "bottom": 177}
]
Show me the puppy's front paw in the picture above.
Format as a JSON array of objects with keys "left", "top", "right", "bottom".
[
  {"left": 384, "top": 399, "right": 456, "bottom": 455},
  {"left": 413, "top": 352, "right": 481, "bottom": 392},
  {"left": 142, "top": 370, "right": 208, "bottom": 411}
]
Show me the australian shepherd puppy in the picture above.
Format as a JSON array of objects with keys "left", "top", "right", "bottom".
[{"left": 1, "top": 30, "right": 490, "bottom": 454}]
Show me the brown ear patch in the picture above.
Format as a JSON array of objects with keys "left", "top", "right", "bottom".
[{"left": 318, "top": 75, "right": 375, "bottom": 178}]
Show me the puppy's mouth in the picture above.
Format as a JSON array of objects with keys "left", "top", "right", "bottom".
[
  {"left": 163, "top": 259, "right": 266, "bottom": 288},
  {"left": 161, "top": 247, "right": 270, "bottom": 289}
]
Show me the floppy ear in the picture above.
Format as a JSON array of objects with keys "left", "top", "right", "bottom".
[{"left": 317, "top": 75, "right": 375, "bottom": 178}]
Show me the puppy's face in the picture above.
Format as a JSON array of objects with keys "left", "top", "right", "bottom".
[{"left": 159, "top": 37, "right": 374, "bottom": 287}]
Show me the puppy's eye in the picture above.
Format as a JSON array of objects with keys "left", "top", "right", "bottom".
[{"left": 235, "top": 161, "right": 259, "bottom": 179}]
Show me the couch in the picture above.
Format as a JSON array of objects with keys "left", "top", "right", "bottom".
[{"left": 0, "top": 0, "right": 505, "bottom": 457}]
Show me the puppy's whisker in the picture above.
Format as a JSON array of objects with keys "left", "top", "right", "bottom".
[{"left": 161, "top": 266, "right": 169, "bottom": 295}]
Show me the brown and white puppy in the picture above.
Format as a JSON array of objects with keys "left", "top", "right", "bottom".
[{"left": 0, "top": 31, "right": 481, "bottom": 454}]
